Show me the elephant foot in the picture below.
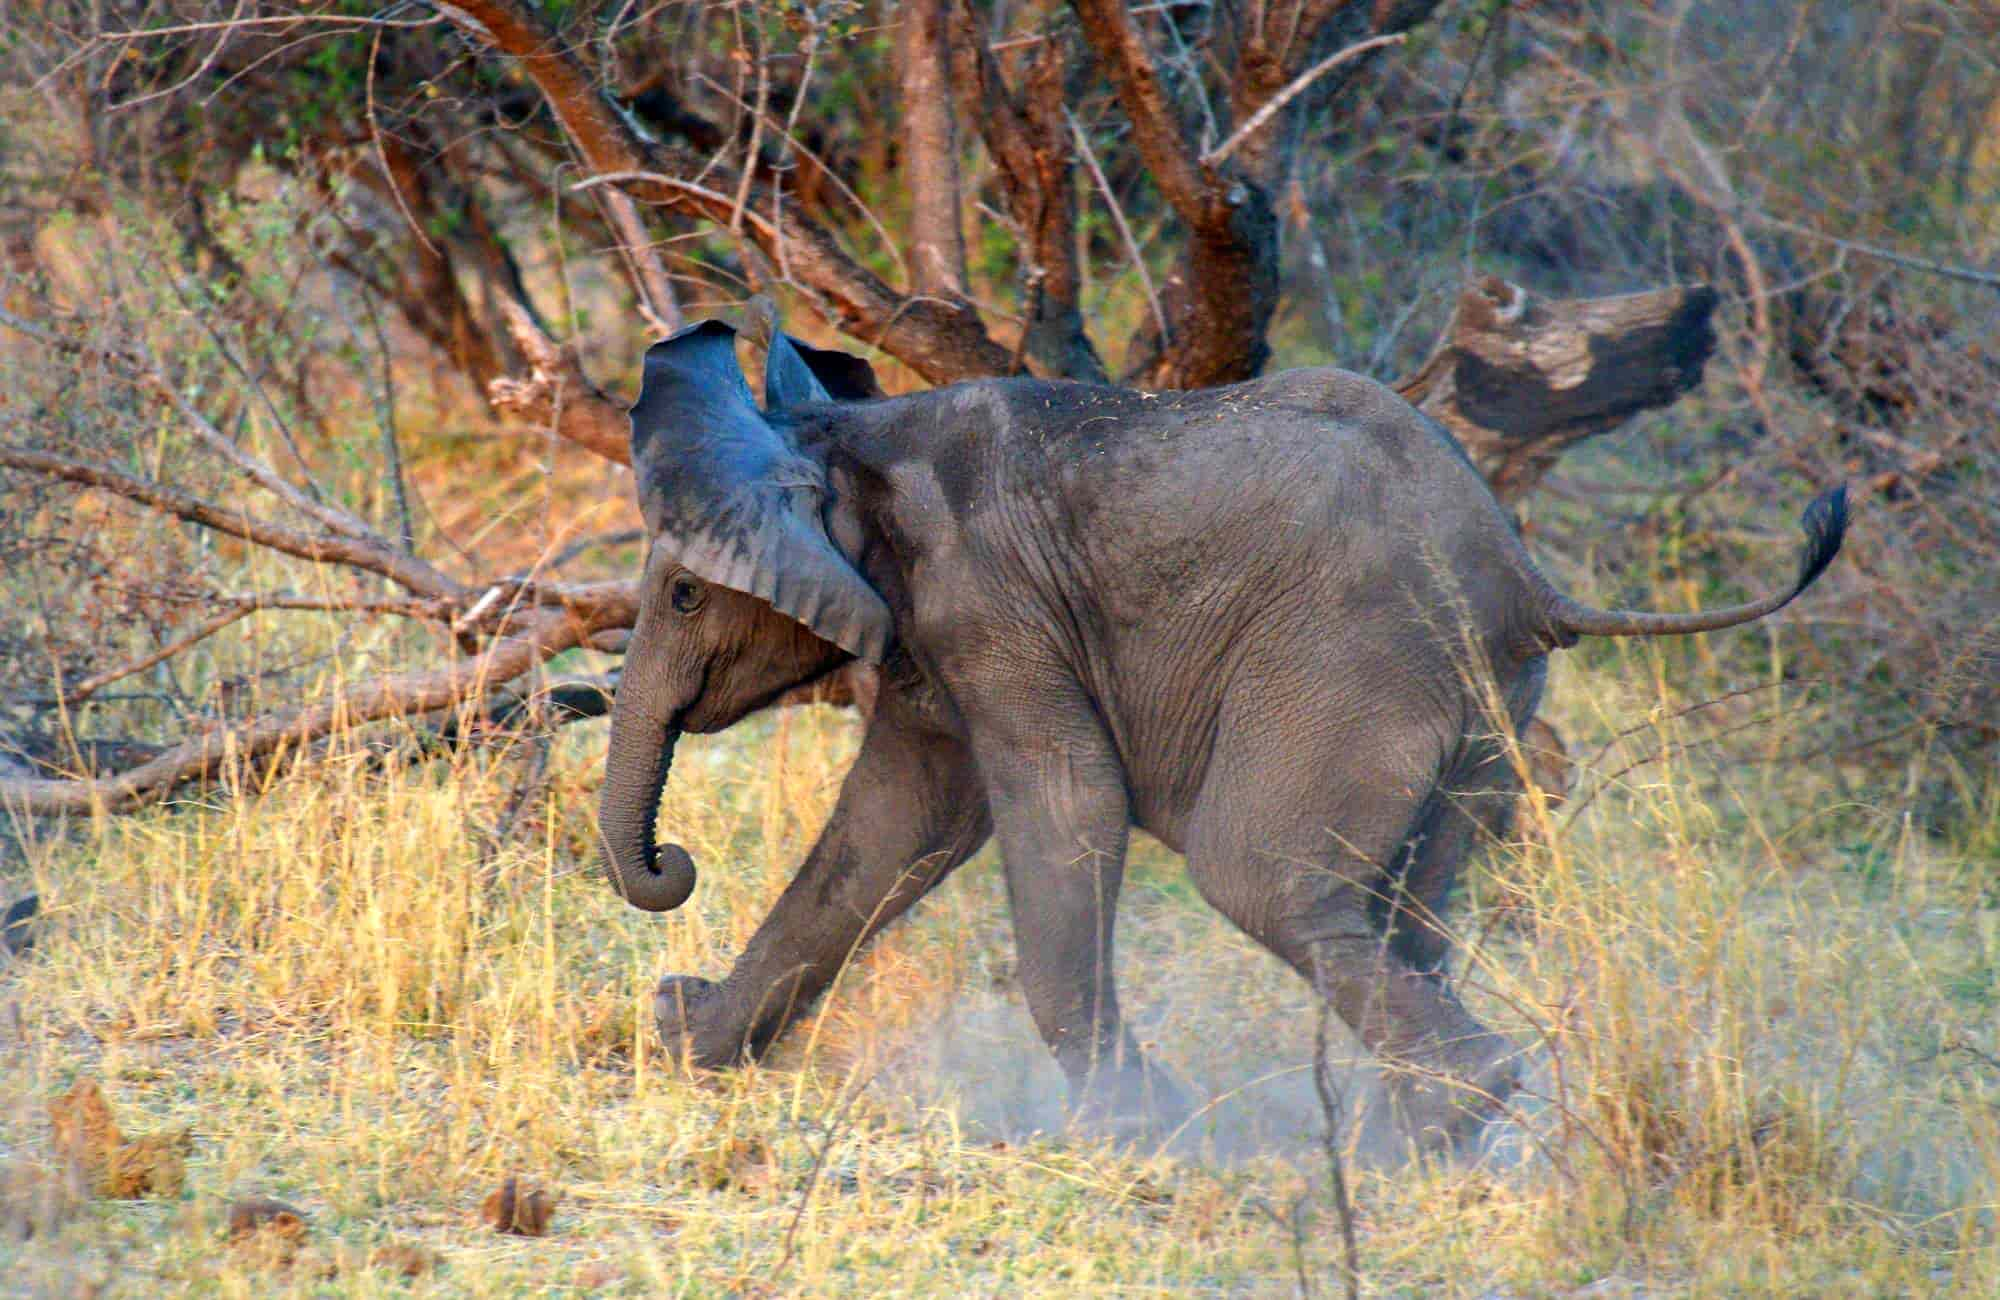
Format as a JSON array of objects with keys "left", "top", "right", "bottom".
[
  {"left": 1387, "top": 1038, "right": 1523, "bottom": 1159},
  {"left": 1066, "top": 1054, "right": 1191, "bottom": 1145},
  {"left": 653, "top": 974, "right": 750, "bottom": 1069}
]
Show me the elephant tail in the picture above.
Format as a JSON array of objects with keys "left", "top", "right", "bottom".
[{"left": 1535, "top": 485, "right": 1848, "bottom": 646}]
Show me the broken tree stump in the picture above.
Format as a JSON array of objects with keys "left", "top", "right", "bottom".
[{"left": 1398, "top": 275, "right": 1719, "bottom": 503}]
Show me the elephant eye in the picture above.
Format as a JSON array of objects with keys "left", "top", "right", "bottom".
[{"left": 669, "top": 576, "right": 706, "bottom": 615}]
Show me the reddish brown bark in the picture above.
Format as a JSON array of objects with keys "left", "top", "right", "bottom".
[
  {"left": 434, "top": 0, "right": 1015, "bottom": 386},
  {"left": 946, "top": 4, "right": 1105, "bottom": 381}
]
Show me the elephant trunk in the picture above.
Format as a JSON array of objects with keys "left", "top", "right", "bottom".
[
  {"left": 597, "top": 559, "right": 699, "bottom": 912},
  {"left": 597, "top": 715, "right": 697, "bottom": 911}
]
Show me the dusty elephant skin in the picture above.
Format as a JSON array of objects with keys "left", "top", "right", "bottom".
[{"left": 600, "top": 320, "right": 1847, "bottom": 1151}]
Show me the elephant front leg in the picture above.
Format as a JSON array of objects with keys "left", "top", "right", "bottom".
[{"left": 655, "top": 687, "right": 991, "bottom": 1067}]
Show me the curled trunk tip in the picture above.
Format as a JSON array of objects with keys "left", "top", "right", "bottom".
[{"left": 608, "top": 839, "right": 697, "bottom": 912}]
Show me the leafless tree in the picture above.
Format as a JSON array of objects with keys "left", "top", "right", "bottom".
[{"left": 3, "top": 0, "right": 1989, "bottom": 819}]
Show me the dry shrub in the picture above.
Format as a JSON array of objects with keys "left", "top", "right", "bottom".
[
  {"left": 1591, "top": 1049, "right": 1836, "bottom": 1235},
  {"left": 47, "top": 1076, "right": 189, "bottom": 1199},
  {"left": 481, "top": 1174, "right": 558, "bottom": 1237}
]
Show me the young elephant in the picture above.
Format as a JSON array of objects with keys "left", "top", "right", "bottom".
[{"left": 600, "top": 320, "right": 1847, "bottom": 1147}]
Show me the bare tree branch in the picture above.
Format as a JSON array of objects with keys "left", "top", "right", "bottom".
[
  {"left": 1070, "top": 0, "right": 1280, "bottom": 386},
  {"left": 1065, "top": 106, "right": 1169, "bottom": 353},
  {"left": 53, "top": 601, "right": 261, "bottom": 706},
  {"left": 486, "top": 298, "right": 634, "bottom": 466},
  {"left": 0, "top": 304, "right": 377, "bottom": 541},
  {"left": 949, "top": 5, "right": 1105, "bottom": 381},
  {"left": 1313, "top": 1000, "right": 1362, "bottom": 1300},
  {"left": 598, "top": 186, "right": 686, "bottom": 336},
  {"left": 1069, "top": 0, "right": 1446, "bottom": 387},
  {"left": 31, "top": 588, "right": 471, "bottom": 708},
  {"left": 429, "top": 0, "right": 1016, "bottom": 384},
  {"left": 0, "top": 447, "right": 464, "bottom": 598},
  {"left": 1069, "top": 0, "right": 1209, "bottom": 224},
  {"left": 1201, "top": 33, "right": 1406, "bottom": 168}
]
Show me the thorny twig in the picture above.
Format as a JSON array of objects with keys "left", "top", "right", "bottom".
[
  {"left": 1064, "top": 107, "right": 1169, "bottom": 348},
  {"left": 1201, "top": 33, "right": 1408, "bottom": 168},
  {"left": 1313, "top": 1000, "right": 1362, "bottom": 1300},
  {"left": 773, "top": 1063, "right": 885, "bottom": 1280},
  {"left": 1248, "top": 1194, "right": 1316, "bottom": 1300}
]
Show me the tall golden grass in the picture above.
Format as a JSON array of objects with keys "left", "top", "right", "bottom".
[{"left": 2, "top": 619, "right": 1996, "bottom": 1296}]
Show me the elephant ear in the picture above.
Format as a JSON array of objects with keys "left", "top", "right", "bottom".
[
  {"left": 764, "top": 332, "right": 884, "bottom": 410},
  {"left": 629, "top": 319, "right": 891, "bottom": 662}
]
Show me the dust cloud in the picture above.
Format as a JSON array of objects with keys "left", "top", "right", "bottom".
[{"left": 869, "top": 956, "right": 1424, "bottom": 1171}]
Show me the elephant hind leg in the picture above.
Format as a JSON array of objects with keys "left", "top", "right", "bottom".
[
  {"left": 1182, "top": 709, "right": 1516, "bottom": 1151},
  {"left": 1383, "top": 658, "right": 1546, "bottom": 976},
  {"left": 1379, "top": 740, "right": 1524, "bottom": 978}
]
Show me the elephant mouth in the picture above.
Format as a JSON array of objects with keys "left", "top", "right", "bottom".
[
  {"left": 738, "top": 658, "right": 851, "bottom": 721},
  {"left": 667, "top": 665, "right": 719, "bottom": 733},
  {"left": 677, "top": 654, "right": 848, "bottom": 733}
]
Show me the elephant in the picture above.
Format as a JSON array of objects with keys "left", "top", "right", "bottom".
[{"left": 598, "top": 318, "right": 1847, "bottom": 1148}]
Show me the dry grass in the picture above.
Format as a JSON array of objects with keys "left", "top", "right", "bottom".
[{"left": 2, "top": 625, "right": 1997, "bottom": 1296}]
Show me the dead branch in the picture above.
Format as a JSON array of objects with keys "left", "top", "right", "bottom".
[
  {"left": 1065, "top": 105, "right": 1170, "bottom": 361},
  {"left": 775, "top": 1065, "right": 884, "bottom": 1280},
  {"left": 0, "top": 606, "right": 604, "bottom": 814},
  {"left": 1312, "top": 1000, "right": 1362, "bottom": 1300},
  {"left": 486, "top": 299, "right": 634, "bottom": 465},
  {"left": 51, "top": 601, "right": 260, "bottom": 706},
  {"left": 24, "top": 589, "right": 472, "bottom": 710}
]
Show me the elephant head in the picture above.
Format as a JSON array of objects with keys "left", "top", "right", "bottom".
[{"left": 598, "top": 320, "right": 889, "bottom": 912}]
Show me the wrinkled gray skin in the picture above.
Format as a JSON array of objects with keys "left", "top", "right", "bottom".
[{"left": 601, "top": 321, "right": 1847, "bottom": 1150}]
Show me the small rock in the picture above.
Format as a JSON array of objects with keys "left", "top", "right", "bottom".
[
  {"left": 2, "top": 894, "right": 37, "bottom": 957},
  {"left": 368, "top": 1242, "right": 436, "bottom": 1277}
]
